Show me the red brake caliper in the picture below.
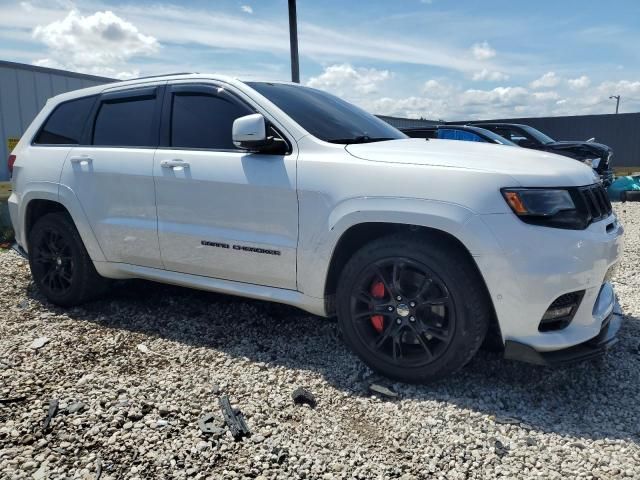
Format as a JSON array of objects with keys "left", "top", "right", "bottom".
[{"left": 370, "top": 280, "right": 386, "bottom": 333}]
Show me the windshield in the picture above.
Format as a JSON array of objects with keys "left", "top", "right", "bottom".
[
  {"left": 520, "top": 125, "right": 555, "bottom": 144},
  {"left": 468, "top": 127, "right": 518, "bottom": 146},
  {"left": 246, "top": 82, "right": 406, "bottom": 144}
]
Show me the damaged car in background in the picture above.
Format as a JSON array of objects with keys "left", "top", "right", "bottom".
[{"left": 473, "top": 123, "right": 615, "bottom": 186}]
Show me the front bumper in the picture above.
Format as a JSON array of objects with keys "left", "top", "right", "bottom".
[
  {"left": 503, "top": 293, "right": 622, "bottom": 366},
  {"left": 474, "top": 210, "right": 623, "bottom": 353}
]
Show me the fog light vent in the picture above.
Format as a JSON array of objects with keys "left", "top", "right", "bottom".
[{"left": 539, "top": 291, "right": 585, "bottom": 332}]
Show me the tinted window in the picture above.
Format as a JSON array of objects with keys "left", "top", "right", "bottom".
[
  {"left": 93, "top": 96, "right": 156, "bottom": 147},
  {"left": 247, "top": 82, "right": 405, "bottom": 144},
  {"left": 171, "top": 93, "right": 251, "bottom": 149},
  {"left": 34, "top": 96, "right": 96, "bottom": 145},
  {"left": 470, "top": 127, "right": 517, "bottom": 146},
  {"left": 438, "top": 129, "right": 484, "bottom": 142},
  {"left": 520, "top": 125, "right": 555, "bottom": 144}
]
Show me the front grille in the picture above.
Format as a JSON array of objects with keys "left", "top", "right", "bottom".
[
  {"left": 539, "top": 290, "right": 585, "bottom": 332},
  {"left": 575, "top": 184, "right": 612, "bottom": 225}
]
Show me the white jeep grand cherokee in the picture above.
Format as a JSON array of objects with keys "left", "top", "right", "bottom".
[{"left": 8, "top": 74, "right": 624, "bottom": 382}]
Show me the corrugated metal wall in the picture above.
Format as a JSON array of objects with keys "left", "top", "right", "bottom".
[
  {"left": 0, "top": 61, "right": 113, "bottom": 180},
  {"left": 450, "top": 113, "right": 640, "bottom": 168}
]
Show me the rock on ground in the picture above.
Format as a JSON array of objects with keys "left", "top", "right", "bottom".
[{"left": 1, "top": 203, "right": 639, "bottom": 479}]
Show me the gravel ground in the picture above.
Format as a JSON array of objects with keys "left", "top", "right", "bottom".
[{"left": 1, "top": 203, "right": 639, "bottom": 480}]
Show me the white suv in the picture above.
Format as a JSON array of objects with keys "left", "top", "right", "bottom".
[{"left": 8, "top": 74, "right": 624, "bottom": 382}]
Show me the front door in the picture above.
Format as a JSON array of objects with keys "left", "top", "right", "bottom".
[{"left": 153, "top": 84, "right": 298, "bottom": 289}]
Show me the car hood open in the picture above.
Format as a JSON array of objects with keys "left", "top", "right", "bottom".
[{"left": 345, "top": 138, "right": 599, "bottom": 187}]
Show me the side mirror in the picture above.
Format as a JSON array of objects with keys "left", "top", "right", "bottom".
[{"left": 232, "top": 113, "right": 269, "bottom": 150}]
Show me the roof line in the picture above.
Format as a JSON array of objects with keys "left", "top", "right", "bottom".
[
  {"left": 0, "top": 60, "right": 116, "bottom": 82},
  {"left": 127, "top": 72, "right": 196, "bottom": 81}
]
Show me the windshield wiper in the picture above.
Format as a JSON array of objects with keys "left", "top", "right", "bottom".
[{"left": 326, "top": 135, "right": 395, "bottom": 144}]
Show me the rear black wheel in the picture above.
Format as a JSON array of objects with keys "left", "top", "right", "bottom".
[
  {"left": 28, "top": 212, "right": 109, "bottom": 306},
  {"left": 337, "top": 233, "right": 491, "bottom": 383}
]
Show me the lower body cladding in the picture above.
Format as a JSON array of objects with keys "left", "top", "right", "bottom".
[
  {"left": 474, "top": 211, "right": 624, "bottom": 365},
  {"left": 503, "top": 284, "right": 622, "bottom": 366}
]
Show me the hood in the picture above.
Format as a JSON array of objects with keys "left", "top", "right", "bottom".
[
  {"left": 547, "top": 141, "right": 612, "bottom": 155},
  {"left": 345, "top": 138, "right": 599, "bottom": 187}
]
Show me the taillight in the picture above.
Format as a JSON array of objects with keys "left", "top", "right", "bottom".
[{"left": 8, "top": 155, "right": 16, "bottom": 176}]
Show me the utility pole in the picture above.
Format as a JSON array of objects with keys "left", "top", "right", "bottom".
[
  {"left": 609, "top": 95, "right": 620, "bottom": 114},
  {"left": 288, "top": 0, "right": 300, "bottom": 83}
]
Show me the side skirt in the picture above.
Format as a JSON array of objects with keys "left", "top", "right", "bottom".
[{"left": 93, "top": 261, "right": 327, "bottom": 317}]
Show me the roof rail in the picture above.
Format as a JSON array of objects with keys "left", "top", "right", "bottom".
[{"left": 125, "top": 72, "right": 196, "bottom": 81}]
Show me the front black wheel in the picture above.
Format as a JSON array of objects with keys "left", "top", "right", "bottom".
[
  {"left": 28, "top": 212, "right": 109, "bottom": 306},
  {"left": 336, "top": 233, "right": 491, "bottom": 383}
]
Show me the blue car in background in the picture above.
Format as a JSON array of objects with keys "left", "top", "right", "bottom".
[{"left": 402, "top": 124, "right": 518, "bottom": 146}]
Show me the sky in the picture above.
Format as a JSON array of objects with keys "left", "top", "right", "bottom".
[{"left": 1, "top": 0, "right": 639, "bottom": 120}]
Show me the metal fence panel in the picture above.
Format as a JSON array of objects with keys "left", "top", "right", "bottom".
[{"left": 0, "top": 61, "right": 112, "bottom": 181}]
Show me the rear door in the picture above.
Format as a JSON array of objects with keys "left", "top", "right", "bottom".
[
  {"left": 153, "top": 83, "right": 298, "bottom": 289},
  {"left": 59, "top": 85, "right": 164, "bottom": 268}
]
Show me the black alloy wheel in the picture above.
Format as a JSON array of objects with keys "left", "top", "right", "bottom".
[
  {"left": 31, "top": 227, "right": 75, "bottom": 296},
  {"left": 350, "top": 258, "right": 455, "bottom": 368},
  {"left": 28, "top": 212, "right": 109, "bottom": 306},
  {"left": 336, "top": 233, "right": 491, "bottom": 383}
]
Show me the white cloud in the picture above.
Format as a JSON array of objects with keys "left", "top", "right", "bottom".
[
  {"left": 471, "top": 41, "right": 496, "bottom": 60},
  {"left": 364, "top": 76, "right": 640, "bottom": 120},
  {"left": 422, "top": 79, "right": 453, "bottom": 96},
  {"left": 32, "top": 10, "right": 159, "bottom": 78},
  {"left": 1, "top": 2, "right": 504, "bottom": 75},
  {"left": 532, "top": 91, "right": 560, "bottom": 101},
  {"left": 530, "top": 71, "right": 560, "bottom": 89},
  {"left": 596, "top": 79, "right": 640, "bottom": 96},
  {"left": 471, "top": 68, "right": 510, "bottom": 82},
  {"left": 20, "top": 1, "right": 35, "bottom": 12},
  {"left": 568, "top": 75, "right": 591, "bottom": 89},
  {"left": 307, "top": 64, "right": 392, "bottom": 95},
  {"left": 460, "top": 86, "right": 529, "bottom": 107},
  {"left": 241, "top": 5, "right": 253, "bottom": 14}
]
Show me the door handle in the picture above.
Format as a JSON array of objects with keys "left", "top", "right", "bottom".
[
  {"left": 161, "top": 159, "right": 190, "bottom": 169},
  {"left": 70, "top": 156, "right": 93, "bottom": 164}
]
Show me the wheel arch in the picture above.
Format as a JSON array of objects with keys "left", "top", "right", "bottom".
[
  {"left": 20, "top": 185, "right": 106, "bottom": 262},
  {"left": 324, "top": 220, "right": 485, "bottom": 300},
  {"left": 322, "top": 219, "right": 502, "bottom": 346}
]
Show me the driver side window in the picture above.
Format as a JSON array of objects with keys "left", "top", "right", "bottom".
[{"left": 170, "top": 92, "right": 252, "bottom": 150}]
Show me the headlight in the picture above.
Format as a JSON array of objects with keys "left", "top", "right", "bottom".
[
  {"left": 501, "top": 188, "right": 587, "bottom": 229},
  {"left": 502, "top": 188, "right": 574, "bottom": 216}
]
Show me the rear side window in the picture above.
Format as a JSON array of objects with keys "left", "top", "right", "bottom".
[
  {"left": 170, "top": 93, "right": 252, "bottom": 150},
  {"left": 93, "top": 96, "right": 156, "bottom": 147},
  {"left": 34, "top": 96, "right": 96, "bottom": 145}
]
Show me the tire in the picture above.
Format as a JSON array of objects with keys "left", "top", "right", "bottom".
[
  {"left": 622, "top": 190, "right": 640, "bottom": 202},
  {"left": 336, "top": 233, "right": 491, "bottom": 383},
  {"left": 28, "top": 212, "right": 109, "bottom": 306}
]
